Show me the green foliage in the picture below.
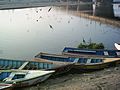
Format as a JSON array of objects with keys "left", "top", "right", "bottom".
[{"left": 78, "top": 42, "right": 104, "bottom": 49}]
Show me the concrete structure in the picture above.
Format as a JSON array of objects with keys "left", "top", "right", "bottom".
[
  {"left": 113, "top": 0, "right": 120, "bottom": 3},
  {"left": 0, "top": 0, "right": 55, "bottom": 4},
  {"left": 93, "top": 0, "right": 114, "bottom": 18}
]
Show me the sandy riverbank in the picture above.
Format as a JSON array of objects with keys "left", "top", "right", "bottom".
[{"left": 20, "top": 66, "right": 120, "bottom": 90}]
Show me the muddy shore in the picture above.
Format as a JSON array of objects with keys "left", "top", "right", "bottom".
[{"left": 20, "top": 66, "right": 120, "bottom": 90}]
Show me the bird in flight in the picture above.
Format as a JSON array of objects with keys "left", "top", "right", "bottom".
[
  {"left": 49, "top": 24, "right": 53, "bottom": 30},
  {"left": 48, "top": 7, "right": 52, "bottom": 12}
]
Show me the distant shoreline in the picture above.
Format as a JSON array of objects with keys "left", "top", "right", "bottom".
[
  {"left": 0, "top": 3, "right": 52, "bottom": 10},
  {"left": 0, "top": 3, "right": 120, "bottom": 28},
  {"left": 0, "top": 2, "right": 80, "bottom": 10},
  {"left": 72, "top": 11, "right": 120, "bottom": 28}
]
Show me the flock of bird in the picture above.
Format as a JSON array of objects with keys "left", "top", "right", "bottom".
[
  {"left": 33, "top": 6, "right": 74, "bottom": 30},
  {"left": 35, "top": 7, "right": 54, "bottom": 30}
]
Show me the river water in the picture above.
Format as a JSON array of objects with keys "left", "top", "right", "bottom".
[{"left": 0, "top": 6, "right": 120, "bottom": 60}]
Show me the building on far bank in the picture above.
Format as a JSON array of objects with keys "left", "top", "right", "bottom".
[
  {"left": 92, "top": 0, "right": 114, "bottom": 18},
  {"left": 113, "top": 0, "right": 120, "bottom": 18},
  {"left": 113, "top": 0, "right": 120, "bottom": 3},
  {"left": 93, "top": 0, "right": 120, "bottom": 18}
]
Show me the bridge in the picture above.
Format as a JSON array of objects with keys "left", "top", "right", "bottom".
[
  {"left": 0, "top": 0, "right": 93, "bottom": 10},
  {"left": 0, "top": 0, "right": 117, "bottom": 18}
]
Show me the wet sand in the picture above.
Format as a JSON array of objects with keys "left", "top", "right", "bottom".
[{"left": 20, "top": 66, "right": 120, "bottom": 90}]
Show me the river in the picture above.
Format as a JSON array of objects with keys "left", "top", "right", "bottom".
[{"left": 0, "top": 6, "right": 120, "bottom": 60}]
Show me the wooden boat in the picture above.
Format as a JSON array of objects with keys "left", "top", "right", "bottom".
[
  {"left": 0, "top": 83, "right": 12, "bottom": 90},
  {"left": 35, "top": 52, "right": 78, "bottom": 63},
  {"left": 115, "top": 43, "right": 120, "bottom": 50},
  {"left": 74, "top": 58, "right": 120, "bottom": 70},
  {"left": 0, "top": 58, "right": 73, "bottom": 75},
  {"left": 0, "top": 69, "right": 54, "bottom": 89},
  {"left": 62, "top": 47, "right": 120, "bottom": 58},
  {"left": 34, "top": 52, "right": 120, "bottom": 70}
]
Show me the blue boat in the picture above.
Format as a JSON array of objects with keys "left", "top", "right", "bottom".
[
  {"left": 0, "top": 58, "right": 54, "bottom": 70},
  {"left": 35, "top": 52, "right": 120, "bottom": 70},
  {"left": 35, "top": 52, "right": 77, "bottom": 63},
  {"left": 62, "top": 47, "right": 120, "bottom": 58},
  {"left": 0, "top": 58, "right": 73, "bottom": 75}
]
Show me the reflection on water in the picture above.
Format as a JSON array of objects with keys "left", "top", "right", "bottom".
[{"left": 0, "top": 6, "right": 120, "bottom": 59}]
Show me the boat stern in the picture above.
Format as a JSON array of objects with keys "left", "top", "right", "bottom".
[{"left": 0, "top": 83, "right": 12, "bottom": 90}]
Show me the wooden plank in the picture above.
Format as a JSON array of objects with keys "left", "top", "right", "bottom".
[
  {"left": 18, "top": 62, "right": 29, "bottom": 70},
  {"left": 33, "top": 58, "right": 72, "bottom": 65},
  {"left": 104, "top": 58, "right": 120, "bottom": 63}
]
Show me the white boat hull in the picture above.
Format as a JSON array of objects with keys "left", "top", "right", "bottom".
[
  {"left": 0, "top": 74, "right": 52, "bottom": 89},
  {"left": 12, "top": 73, "right": 52, "bottom": 87},
  {"left": 0, "top": 70, "right": 54, "bottom": 89},
  {"left": 0, "top": 84, "right": 12, "bottom": 90},
  {"left": 115, "top": 43, "right": 120, "bottom": 50}
]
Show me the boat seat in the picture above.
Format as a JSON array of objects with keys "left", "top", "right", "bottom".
[
  {"left": 104, "top": 51, "right": 109, "bottom": 56},
  {"left": 91, "top": 59, "right": 102, "bottom": 63},
  {"left": 0, "top": 65, "right": 3, "bottom": 69},
  {"left": 32, "top": 65, "right": 37, "bottom": 70},
  {"left": 19, "top": 62, "right": 29, "bottom": 70},
  {"left": 91, "top": 59, "right": 96, "bottom": 63},
  {"left": 86, "top": 59, "right": 92, "bottom": 64},
  {"left": 116, "top": 52, "right": 120, "bottom": 56},
  {"left": 2, "top": 65, "right": 9, "bottom": 69},
  {"left": 73, "top": 58, "right": 79, "bottom": 63},
  {"left": 24, "top": 65, "right": 31, "bottom": 70},
  {"left": 29, "top": 66, "right": 34, "bottom": 70},
  {"left": 6, "top": 65, "right": 13, "bottom": 69},
  {"left": 12, "top": 66, "right": 18, "bottom": 69},
  {"left": 26, "top": 64, "right": 36, "bottom": 70}
]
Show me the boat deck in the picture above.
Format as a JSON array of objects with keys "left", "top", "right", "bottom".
[
  {"left": 33, "top": 58, "right": 72, "bottom": 65},
  {"left": 34, "top": 52, "right": 120, "bottom": 66},
  {"left": 104, "top": 58, "right": 120, "bottom": 63},
  {"left": 62, "top": 47, "right": 120, "bottom": 58},
  {"left": 62, "top": 52, "right": 106, "bottom": 58}
]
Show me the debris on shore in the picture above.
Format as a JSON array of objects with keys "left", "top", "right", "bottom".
[{"left": 22, "top": 66, "right": 120, "bottom": 90}]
